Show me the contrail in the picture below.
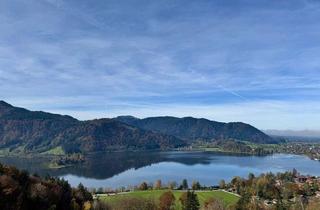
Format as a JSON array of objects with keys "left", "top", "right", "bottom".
[{"left": 217, "top": 85, "right": 248, "bottom": 101}]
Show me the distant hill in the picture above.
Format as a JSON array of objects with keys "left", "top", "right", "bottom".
[
  {"left": 114, "top": 116, "right": 276, "bottom": 144},
  {"left": 0, "top": 101, "right": 185, "bottom": 154},
  {"left": 264, "top": 129, "right": 320, "bottom": 138},
  {"left": 264, "top": 129, "right": 320, "bottom": 143}
]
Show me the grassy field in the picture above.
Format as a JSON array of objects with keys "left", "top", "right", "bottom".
[
  {"left": 41, "top": 146, "right": 65, "bottom": 155},
  {"left": 99, "top": 190, "right": 239, "bottom": 209}
]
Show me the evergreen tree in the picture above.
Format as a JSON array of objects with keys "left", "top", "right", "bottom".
[
  {"left": 192, "top": 181, "right": 201, "bottom": 190},
  {"left": 182, "top": 179, "right": 189, "bottom": 190},
  {"left": 180, "top": 190, "right": 199, "bottom": 210}
]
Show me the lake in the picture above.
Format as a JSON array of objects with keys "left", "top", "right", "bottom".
[{"left": 1, "top": 151, "right": 320, "bottom": 189}]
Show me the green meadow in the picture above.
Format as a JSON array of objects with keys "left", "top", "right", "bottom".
[{"left": 99, "top": 190, "right": 239, "bottom": 209}]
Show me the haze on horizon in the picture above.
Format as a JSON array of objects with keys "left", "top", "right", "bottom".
[{"left": 1, "top": 0, "right": 320, "bottom": 130}]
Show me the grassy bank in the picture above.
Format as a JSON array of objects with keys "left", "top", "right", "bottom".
[{"left": 98, "top": 190, "right": 239, "bottom": 209}]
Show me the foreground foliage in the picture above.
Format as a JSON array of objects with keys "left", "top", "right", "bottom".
[
  {"left": 222, "top": 170, "right": 320, "bottom": 210},
  {"left": 0, "top": 162, "right": 92, "bottom": 210}
]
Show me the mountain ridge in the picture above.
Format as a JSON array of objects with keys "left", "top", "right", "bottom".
[
  {"left": 0, "top": 101, "right": 185, "bottom": 153},
  {"left": 0, "top": 101, "right": 276, "bottom": 154},
  {"left": 114, "top": 115, "right": 276, "bottom": 144}
]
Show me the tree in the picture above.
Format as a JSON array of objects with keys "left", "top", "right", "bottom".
[
  {"left": 180, "top": 191, "right": 199, "bottom": 210},
  {"left": 97, "top": 187, "right": 104, "bottom": 194},
  {"left": 74, "top": 183, "right": 93, "bottom": 205},
  {"left": 70, "top": 198, "right": 81, "bottom": 210},
  {"left": 219, "top": 180, "right": 226, "bottom": 189},
  {"left": 189, "top": 191, "right": 200, "bottom": 210},
  {"left": 182, "top": 179, "right": 189, "bottom": 190},
  {"left": 180, "top": 192, "right": 188, "bottom": 210},
  {"left": 168, "top": 181, "right": 177, "bottom": 190},
  {"left": 235, "top": 192, "right": 251, "bottom": 210},
  {"left": 0, "top": 163, "right": 92, "bottom": 210},
  {"left": 139, "top": 182, "right": 148, "bottom": 191},
  {"left": 231, "top": 176, "right": 242, "bottom": 194},
  {"left": 248, "top": 173, "right": 255, "bottom": 181},
  {"left": 159, "top": 191, "right": 175, "bottom": 210},
  {"left": 155, "top": 179, "right": 162, "bottom": 190},
  {"left": 192, "top": 181, "right": 201, "bottom": 190}
]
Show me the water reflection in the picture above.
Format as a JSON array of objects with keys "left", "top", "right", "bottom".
[{"left": 1, "top": 151, "right": 320, "bottom": 188}]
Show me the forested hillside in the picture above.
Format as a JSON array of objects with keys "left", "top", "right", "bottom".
[
  {"left": 115, "top": 116, "right": 276, "bottom": 144},
  {"left": 0, "top": 101, "right": 185, "bottom": 154}
]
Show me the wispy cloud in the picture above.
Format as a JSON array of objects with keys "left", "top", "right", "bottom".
[{"left": 0, "top": 0, "right": 320, "bottom": 129}]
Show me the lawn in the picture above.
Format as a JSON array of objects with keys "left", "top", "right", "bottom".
[{"left": 99, "top": 190, "right": 239, "bottom": 209}]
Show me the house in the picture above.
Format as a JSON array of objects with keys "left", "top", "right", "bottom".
[{"left": 295, "top": 176, "right": 307, "bottom": 183}]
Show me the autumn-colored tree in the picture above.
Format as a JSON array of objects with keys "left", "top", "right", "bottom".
[
  {"left": 231, "top": 176, "right": 242, "bottom": 194},
  {"left": 154, "top": 179, "right": 162, "bottom": 190},
  {"left": 159, "top": 191, "right": 175, "bottom": 210},
  {"left": 219, "top": 180, "right": 226, "bottom": 189},
  {"left": 0, "top": 163, "right": 92, "bottom": 210}
]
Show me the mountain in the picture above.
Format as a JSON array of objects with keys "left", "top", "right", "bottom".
[
  {"left": 0, "top": 101, "right": 78, "bottom": 152},
  {"left": 0, "top": 100, "right": 276, "bottom": 155},
  {"left": 264, "top": 129, "right": 320, "bottom": 138},
  {"left": 0, "top": 101, "right": 185, "bottom": 153},
  {"left": 54, "top": 119, "right": 184, "bottom": 153},
  {"left": 115, "top": 116, "right": 276, "bottom": 144},
  {"left": 264, "top": 129, "right": 320, "bottom": 142}
]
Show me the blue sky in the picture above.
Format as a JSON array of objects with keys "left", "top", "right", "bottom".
[{"left": 1, "top": 0, "right": 320, "bottom": 130}]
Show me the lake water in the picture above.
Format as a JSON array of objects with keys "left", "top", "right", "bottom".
[{"left": 1, "top": 151, "right": 320, "bottom": 189}]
